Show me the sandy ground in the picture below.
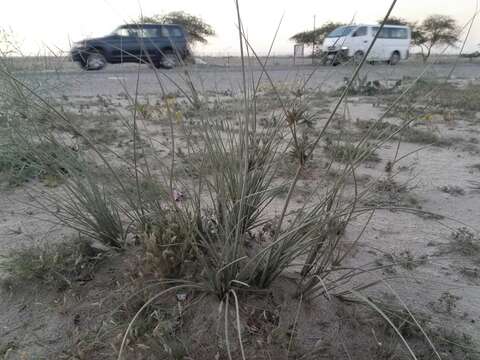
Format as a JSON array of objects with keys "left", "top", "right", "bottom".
[{"left": 1, "top": 64, "right": 480, "bottom": 358}]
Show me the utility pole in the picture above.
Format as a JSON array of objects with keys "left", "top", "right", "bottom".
[{"left": 312, "top": 15, "right": 316, "bottom": 64}]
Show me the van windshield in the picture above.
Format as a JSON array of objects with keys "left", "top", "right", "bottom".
[{"left": 326, "top": 26, "right": 356, "bottom": 38}]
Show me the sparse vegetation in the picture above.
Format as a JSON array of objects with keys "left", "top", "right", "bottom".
[
  {"left": 355, "top": 118, "right": 446, "bottom": 145},
  {"left": 431, "top": 291, "right": 461, "bottom": 314},
  {"left": 0, "top": 238, "right": 104, "bottom": 290},
  {"left": 0, "top": 140, "right": 79, "bottom": 187},
  {"left": 375, "top": 302, "right": 479, "bottom": 360},
  {"left": 459, "top": 266, "right": 479, "bottom": 280},
  {"left": 1, "top": 5, "right": 480, "bottom": 360},
  {"left": 323, "top": 138, "right": 381, "bottom": 163},
  {"left": 448, "top": 228, "right": 480, "bottom": 262},
  {"left": 439, "top": 184, "right": 466, "bottom": 196},
  {"left": 387, "top": 250, "right": 428, "bottom": 270},
  {"left": 364, "top": 176, "right": 420, "bottom": 208},
  {"left": 402, "top": 126, "right": 443, "bottom": 144}
]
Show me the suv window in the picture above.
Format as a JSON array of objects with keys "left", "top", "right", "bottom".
[
  {"left": 352, "top": 27, "right": 367, "bottom": 37},
  {"left": 139, "top": 28, "right": 159, "bottom": 38},
  {"left": 169, "top": 27, "right": 183, "bottom": 37},
  {"left": 113, "top": 27, "right": 158, "bottom": 38},
  {"left": 161, "top": 26, "right": 183, "bottom": 38},
  {"left": 129, "top": 28, "right": 158, "bottom": 38},
  {"left": 114, "top": 28, "right": 131, "bottom": 37}
]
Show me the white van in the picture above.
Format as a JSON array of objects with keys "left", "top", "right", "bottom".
[{"left": 322, "top": 24, "right": 411, "bottom": 65}]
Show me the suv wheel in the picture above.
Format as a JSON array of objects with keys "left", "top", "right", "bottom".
[
  {"left": 353, "top": 51, "right": 364, "bottom": 65},
  {"left": 161, "top": 51, "right": 179, "bottom": 69},
  {"left": 85, "top": 52, "right": 107, "bottom": 70}
]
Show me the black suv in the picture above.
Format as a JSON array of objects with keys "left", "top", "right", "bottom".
[{"left": 71, "top": 24, "right": 190, "bottom": 70}]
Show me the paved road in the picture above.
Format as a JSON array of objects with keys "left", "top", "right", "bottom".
[{"left": 18, "top": 61, "right": 480, "bottom": 97}]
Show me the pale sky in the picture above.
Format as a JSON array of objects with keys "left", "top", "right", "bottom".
[{"left": 1, "top": 0, "right": 479, "bottom": 55}]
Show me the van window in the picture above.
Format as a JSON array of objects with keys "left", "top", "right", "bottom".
[
  {"left": 372, "top": 26, "right": 408, "bottom": 39},
  {"left": 326, "top": 26, "right": 356, "bottom": 38},
  {"left": 390, "top": 28, "right": 408, "bottom": 39},
  {"left": 352, "top": 27, "right": 367, "bottom": 37}
]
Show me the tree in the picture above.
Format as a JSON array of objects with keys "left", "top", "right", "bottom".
[
  {"left": 377, "top": 16, "right": 410, "bottom": 26},
  {"left": 290, "top": 22, "right": 345, "bottom": 46},
  {"left": 0, "top": 28, "right": 20, "bottom": 56},
  {"left": 415, "top": 15, "right": 460, "bottom": 62},
  {"left": 140, "top": 11, "right": 215, "bottom": 46}
]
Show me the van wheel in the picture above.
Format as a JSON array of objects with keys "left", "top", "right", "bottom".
[
  {"left": 84, "top": 51, "right": 107, "bottom": 70},
  {"left": 389, "top": 51, "right": 401, "bottom": 65},
  {"left": 353, "top": 51, "right": 364, "bottom": 65}
]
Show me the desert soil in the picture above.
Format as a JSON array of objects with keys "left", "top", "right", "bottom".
[{"left": 1, "top": 61, "right": 480, "bottom": 359}]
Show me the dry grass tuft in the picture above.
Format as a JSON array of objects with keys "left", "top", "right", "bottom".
[
  {"left": 323, "top": 138, "right": 381, "bottom": 163},
  {"left": 0, "top": 238, "right": 104, "bottom": 291}
]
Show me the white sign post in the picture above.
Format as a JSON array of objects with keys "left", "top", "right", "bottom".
[{"left": 294, "top": 44, "right": 304, "bottom": 65}]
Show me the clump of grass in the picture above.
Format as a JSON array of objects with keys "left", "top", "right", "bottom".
[
  {"left": 439, "top": 185, "right": 466, "bottom": 196},
  {"left": 355, "top": 119, "right": 398, "bottom": 139},
  {"left": 0, "top": 140, "right": 78, "bottom": 187},
  {"left": 114, "top": 292, "right": 189, "bottom": 359},
  {"left": 374, "top": 177, "right": 409, "bottom": 193},
  {"left": 323, "top": 138, "right": 380, "bottom": 163},
  {"left": 141, "top": 210, "right": 197, "bottom": 278},
  {"left": 401, "top": 126, "right": 442, "bottom": 145},
  {"left": 288, "top": 133, "right": 313, "bottom": 166},
  {"left": 334, "top": 74, "right": 401, "bottom": 96},
  {"left": 84, "top": 124, "right": 124, "bottom": 145},
  {"left": 430, "top": 291, "right": 461, "bottom": 314},
  {"left": 0, "top": 238, "right": 103, "bottom": 290},
  {"left": 414, "top": 82, "right": 480, "bottom": 114},
  {"left": 355, "top": 119, "right": 448, "bottom": 145},
  {"left": 468, "top": 163, "right": 480, "bottom": 172},
  {"left": 431, "top": 328, "right": 477, "bottom": 360},
  {"left": 459, "top": 266, "right": 479, "bottom": 280},
  {"left": 402, "top": 79, "right": 480, "bottom": 113},
  {"left": 39, "top": 174, "right": 128, "bottom": 248},
  {"left": 449, "top": 228, "right": 480, "bottom": 261},
  {"left": 375, "top": 301, "right": 478, "bottom": 360},
  {"left": 364, "top": 177, "right": 419, "bottom": 208},
  {"left": 384, "top": 250, "right": 428, "bottom": 270}
]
